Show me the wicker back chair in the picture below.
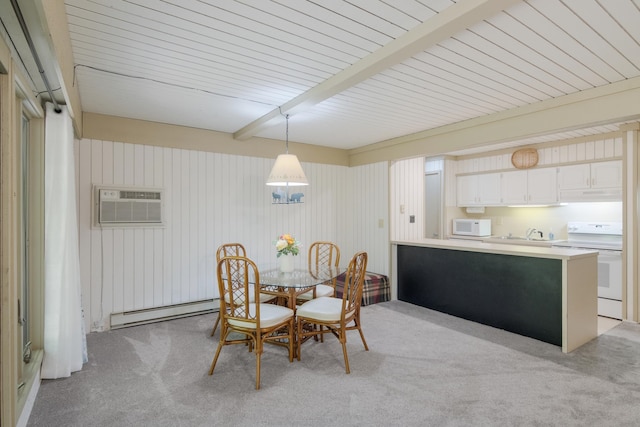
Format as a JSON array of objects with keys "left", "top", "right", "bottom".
[
  {"left": 210, "top": 243, "right": 246, "bottom": 336},
  {"left": 208, "top": 256, "right": 294, "bottom": 389},
  {"left": 297, "top": 241, "right": 341, "bottom": 302},
  {"left": 296, "top": 251, "right": 369, "bottom": 374}
]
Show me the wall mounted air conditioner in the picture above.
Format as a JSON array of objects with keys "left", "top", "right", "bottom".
[{"left": 94, "top": 186, "right": 164, "bottom": 227}]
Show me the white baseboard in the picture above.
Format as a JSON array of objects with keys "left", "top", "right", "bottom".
[
  {"left": 110, "top": 299, "right": 217, "bottom": 329},
  {"left": 17, "top": 364, "right": 41, "bottom": 427}
]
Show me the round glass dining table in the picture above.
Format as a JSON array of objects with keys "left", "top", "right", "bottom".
[{"left": 257, "top": 264, "right": 344, "bottom": 310}]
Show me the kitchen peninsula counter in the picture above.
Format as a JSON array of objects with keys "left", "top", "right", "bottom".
[{"left": 391, "top": 239, "right": 598, "bottom": 353}]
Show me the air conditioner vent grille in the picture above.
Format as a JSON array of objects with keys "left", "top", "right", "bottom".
[
  {"left": 119, "top": 191, "right": 161, "bottom": 200},
  {"left": 94, "top": 186, "right": 164, "bottom": 227}
]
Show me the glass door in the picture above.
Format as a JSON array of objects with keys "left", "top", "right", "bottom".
[{"left": 20, "top": 113, "right": 31, "bottom": 366}]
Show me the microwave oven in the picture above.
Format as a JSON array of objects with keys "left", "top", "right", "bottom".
[{"left": 453, "top": 219, "right": 491, "bottom": 237}]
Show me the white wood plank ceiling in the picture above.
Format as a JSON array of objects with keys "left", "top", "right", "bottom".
[{"left": 62, "top": 0, "right": 640, "bottom": 151}]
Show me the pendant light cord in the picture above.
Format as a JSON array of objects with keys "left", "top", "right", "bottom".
[
  {"left": 285, "top": 114, "right": 289, "bottom": 154},
  {"left": 278, "top": 107, "right": 290, "bottom": 154}
]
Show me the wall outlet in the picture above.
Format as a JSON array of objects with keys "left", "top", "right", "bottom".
[
  {"left": 409, "top": 215, "right": 415, "bottom": 223},
  {"left": 378, "top": 219, "right": 384, "bottom": 228}
]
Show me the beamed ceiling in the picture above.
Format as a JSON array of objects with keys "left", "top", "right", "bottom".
[{"left": 3, "top": 0, "right": 640, "bottom": 157}]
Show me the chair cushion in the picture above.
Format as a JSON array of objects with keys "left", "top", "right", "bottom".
[
  {"left": 297, "top": 284, "right": 334, "bottom": 301},
  {"left": 297, "top": 297, "right": 354, "bottom": 322},
  {"left": 228, "top": 304, "right": 294, "bottom": 329}
]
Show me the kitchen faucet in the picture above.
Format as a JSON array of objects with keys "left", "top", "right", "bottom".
[{"left": 526, "top": 228, "right": 543, "bottom": 240}]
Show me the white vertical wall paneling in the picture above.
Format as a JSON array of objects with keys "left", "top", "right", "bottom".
[
  {"left": 122, "top": 143, "right": 135, "bottom": 312},
  {"left": 390, "top": 157, "right": 424, "bottom": 243},
  {"left": 100, "top": 142, "right": 114, "bottom": 327},
  {"left": 76, "top": 138, "right": 389, "bottom": 331},
  {"left": 133, "top": 144, "right": 145, "bottom": 309},
  {"left": 205, "top": 152, "right": 215, "bottom": 300},
  {"left": 143, "top": 145, "right": 155, "bottom": 309},
  {"left": 188, "top": 151, "right": 198, "bottom": 302},
  {"left": 153, "top": 146, "right": 164, "bottom": 307},
  {"left": 112, "top": 142, "right": 124, "bottom": 314},
  {"left": 77, "top": 141, "right": 91, "bottom": 330},
  {"left": 89, "top": 140, "right": 103, "bottom": 328},
  {"left": 179, "top": 149, "right": 190, "bottom": 303},
  {"left": 585, "top": 141, "right": 595, "bottom": 160},
  {"left": 348, "top": 162, "right": 389, "bottom": 275}
]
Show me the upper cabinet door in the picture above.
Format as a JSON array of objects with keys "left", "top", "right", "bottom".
[
  {"left": 558, "top": 164, "right": 590, "bottom": 190},
  {"left": 501, "top": 170, "right": 527, "bottom": 205},
  {"left": 527, "top": 168, "right": 558, "bottom": 204},
  {"left": 477, "top": 173, "right": 501, "bottom": 205},
  {"left": 457, "top": 175, "right": 478, "bottom": 206},
  {"left": 557, "top": 160, "right": 622, "bottom": 202},
  {"left": 591, "top": 161, "right": 622, "bottom": 188}
]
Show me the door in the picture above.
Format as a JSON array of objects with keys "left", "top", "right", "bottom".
[{"left": 424, "top": 171, "right": 442, "bottom": 239}]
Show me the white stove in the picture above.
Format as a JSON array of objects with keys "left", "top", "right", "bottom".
[
  {"left": 553, "top": 221, "right": 623, "bottom": 251},
  {"left": 552, "top": 221, "right": 623, "bottom": 319}
]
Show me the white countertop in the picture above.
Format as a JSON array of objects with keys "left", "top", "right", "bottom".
[{"left": 392, "top": 238, "right": 598, "bottom": 261}]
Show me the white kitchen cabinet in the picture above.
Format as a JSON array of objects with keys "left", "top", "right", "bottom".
[
  {"left": 500, "top": 170, "right": 528, "bottom": 204},
  {"left": 591, "top": 161, "right": 622, "bottom": 188},
  {"left": 457, "top": 175, "right": 478, "bottom": 206},
  {"left": 557, "top": 164, "right": 590, "bottom": 190},
  {"left": 456, "top": 173, "right": 501, "bottom": 206},
  {"left": 501, "top": 168, "right": 557, "bottom": 205},
  {"left": 558, "top": 160, "right": 622, "bottom": 202},
  {"left": 528, "top": 168, "right": 558, "bottom": 204}
]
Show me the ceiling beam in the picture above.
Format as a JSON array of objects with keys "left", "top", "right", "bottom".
[
  {"left": 234, "top": 0, "right": 522, "bottom": 141},
  {"left": 348, "top": 76, "right": 640, "bottom": 165}
]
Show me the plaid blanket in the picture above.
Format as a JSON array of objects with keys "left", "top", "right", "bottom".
[{"left": 334, "top": 271, "right": 390, "bottom": 306}]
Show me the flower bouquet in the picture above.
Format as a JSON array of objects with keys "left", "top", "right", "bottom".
[
  {"left": 275, "top": 233, "right": 300, "bottom": 257},
  {"left": 275, "top": 234, "right": 300, "bottom": 272}
]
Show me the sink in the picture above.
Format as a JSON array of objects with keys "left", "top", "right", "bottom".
[
  {"left": 483, "top": 236, "right": 553, "bottom": 247},
  {"left": 495, "top": 236, "right": 548, "bottom": 242}
]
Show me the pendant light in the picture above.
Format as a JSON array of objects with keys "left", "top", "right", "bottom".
[{"left": 266, "top": 114, "right": 308, "bottom": 186}]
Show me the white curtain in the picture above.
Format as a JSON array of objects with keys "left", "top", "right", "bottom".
[{"left": 41, "top": 103, "right": 87, "bottom": 379}]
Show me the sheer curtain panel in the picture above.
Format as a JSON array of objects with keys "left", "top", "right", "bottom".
[{"left": 41, "top": 103, "right": 87, "bottom": 379}]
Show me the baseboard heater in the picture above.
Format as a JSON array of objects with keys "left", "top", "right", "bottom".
[{"left": 110, "top": 299, "right": 218, "bottom": 329}]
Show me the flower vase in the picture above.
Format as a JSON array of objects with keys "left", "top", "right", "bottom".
[{"left": 280, "top": 253, "right": 295, "bottom": 273}]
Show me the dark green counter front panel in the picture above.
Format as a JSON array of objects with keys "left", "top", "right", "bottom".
[{"left": 397, "top": 245, "right": 562, "bottom": 346}]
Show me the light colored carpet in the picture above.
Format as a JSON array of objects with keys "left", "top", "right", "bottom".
[{"left": 28, "top": 301, "right": 640, "bottom": 426}]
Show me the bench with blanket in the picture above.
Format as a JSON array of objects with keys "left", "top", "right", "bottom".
[{"left": 335, "top": 271, "right": 390, "bottom": 306}]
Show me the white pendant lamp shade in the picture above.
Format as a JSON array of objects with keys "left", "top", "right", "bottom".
[{"left": 266, "top": 154, "right": 308, "bottom": 186}]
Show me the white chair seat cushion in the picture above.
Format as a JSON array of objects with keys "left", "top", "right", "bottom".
[
  {"left": 228, "top": 303, "right": 294, "bottom": 329},
  {"left": 297, "top": 297, "right": 354, "bottom": 322},
  {"left": 297, "top": 284, "right": 334, "bottom": 301}
]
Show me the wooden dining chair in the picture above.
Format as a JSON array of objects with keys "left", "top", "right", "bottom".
[
  {"left": 210, "top": 243, "right": 246, "bottom": 336},
  {"left": 209, "top": 256, "right": 295, "bottom": 390},
  {"left": 211, "top": 243, "right": 278, "bottom": 336},
  {"left": 297, "top": 241, "right": 341, "bottom": 303},
  {"left": 296, "top": 251, "right": 369, "bottom": 374}
]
